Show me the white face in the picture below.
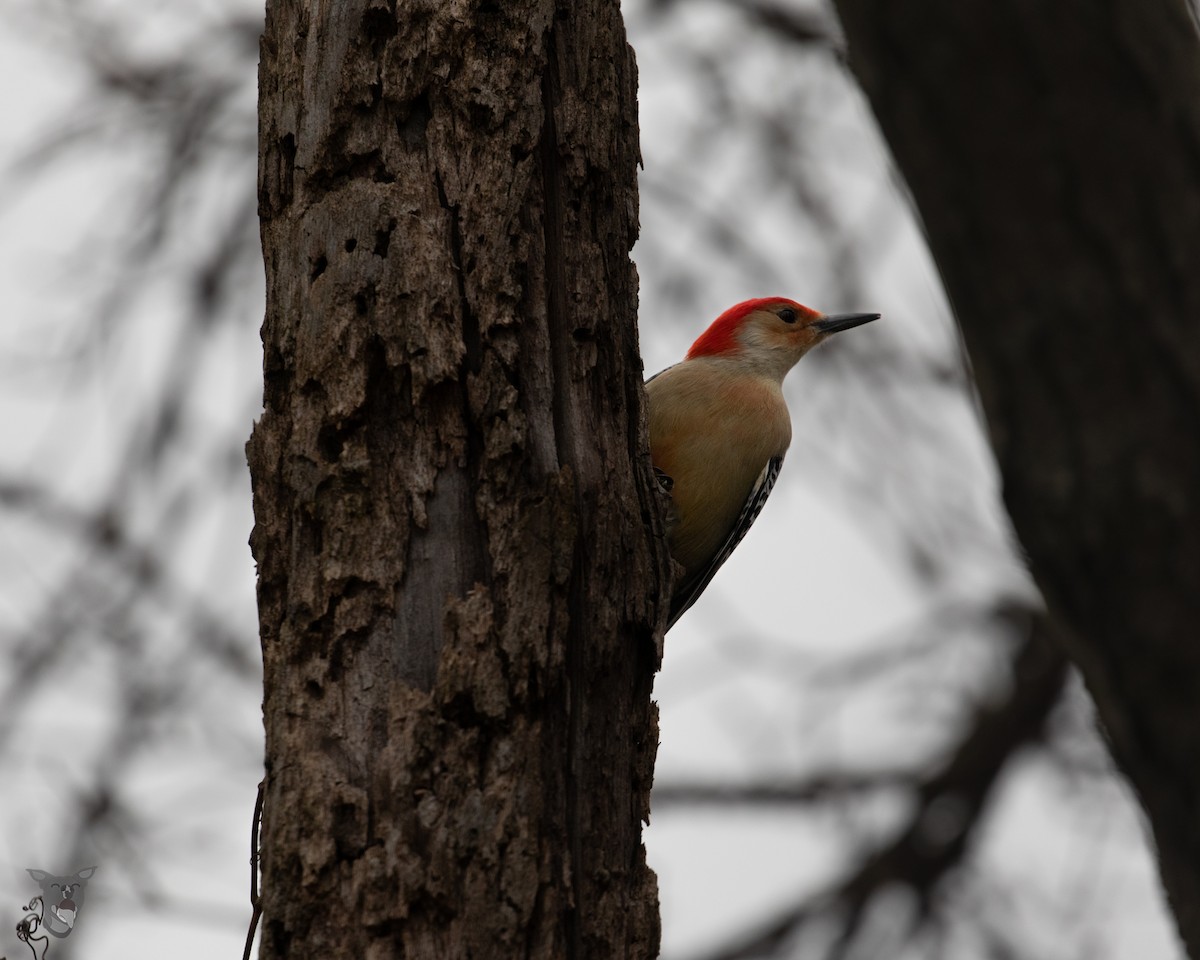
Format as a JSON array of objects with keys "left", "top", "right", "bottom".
[{"left": 735, "top": 303, "right": 828, "bottom": 378}]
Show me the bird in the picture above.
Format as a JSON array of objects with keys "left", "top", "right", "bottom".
[{"left": 646, "top": 297, "right": 879, "bottom": 629}]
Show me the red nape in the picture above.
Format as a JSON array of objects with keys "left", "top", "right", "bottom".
[{"left": 686, "top": 297, "right": 815, "bottom": 359}]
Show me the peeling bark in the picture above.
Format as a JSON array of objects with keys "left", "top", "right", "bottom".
[
  {"left": 249, "top": 1, "right": 671, "bottom": 955},
  {"left": 834, "top": 1, "right": 1200, "bottom": 953}
]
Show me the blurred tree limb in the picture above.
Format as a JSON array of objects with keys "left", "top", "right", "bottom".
[
  {"left": 662, "top": 605, "right": 1068, "bottom": 960},
  {"left": 834, "top": 1, "right": 1200, "bottom": 954}
]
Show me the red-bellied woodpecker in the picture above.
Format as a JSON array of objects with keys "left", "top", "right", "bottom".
[{"left": 647, "top": 297, "right": 879, "bottom": 629}]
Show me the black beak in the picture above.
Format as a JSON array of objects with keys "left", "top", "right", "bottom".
[{"left": 812, "top": 312, "right": 880, "bottom": 334}]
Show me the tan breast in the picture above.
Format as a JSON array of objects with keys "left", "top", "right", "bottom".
[{"left": 647, "top": 360, "right": 791, "bottom": 574}]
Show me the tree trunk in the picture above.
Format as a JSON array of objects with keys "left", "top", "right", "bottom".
[
  {"left": 833, "top": 1, "right": 1200, "bottom": 953},
  {"left": 249, "top": 1, "right": 670, "bottom": 956}
]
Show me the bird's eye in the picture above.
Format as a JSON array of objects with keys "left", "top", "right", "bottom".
[{"left": 778, "top": 307, "right": 797, "bottom": 324}]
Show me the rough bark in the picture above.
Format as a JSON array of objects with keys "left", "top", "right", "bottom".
[
  {"left": 833, "top": 1, "right": 1200, "bottom": 953},
  {"left": 249, "top": 1, "right": 671, "bottom": 956}
]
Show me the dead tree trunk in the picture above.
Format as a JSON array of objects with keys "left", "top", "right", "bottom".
[
  {"left": 834, "top": 1, "right": 1200, "bottom": 953},
  {"left": 249, "top": 1, "right": 670, "bottom": 955}
]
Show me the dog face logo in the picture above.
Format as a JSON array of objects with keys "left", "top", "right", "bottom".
[{"left": 25, "top": 867, "right": 96, "bottom": 938}]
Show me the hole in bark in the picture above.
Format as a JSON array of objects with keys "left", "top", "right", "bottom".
[
  {"left": 396, "top": 94, "right": 432, "bottom": 150},
  {"left": 332, "top": 803, "right": 362, "bottom": 858},
  {"left": 373, "top": 219, "right": 396, "bottom": 257},
  {"left": 310, "top": 254, "right": 327, "bottom": 281},
  {"left": 353, "top": 281, "right": 375, "bottom": 317},
  {"left": 264, "top": 345, "right": 288, "bottom": 389},
  {"left": 469, "top": 103, "right": 494, "bottom": 128},
  {"left": 344, "top": 237, "right": 357, "bottom": 252},
  {"left": 276, "top": 133, "right": 296, "bottom": 208},
  {"left": 362, "top": 5, "right": 397, "bottom": 44},
  {"left": 318, "top": 422, "right": 346, "bottom": 462},
  {"left": 266, "top": 918, "right": 293, "bottom": 956},
  {"left": 304, "top": 511, "right": 324, "bottom": 557},
  {"left": 305, "top": 680, "right": 324, "bottom": 700}
]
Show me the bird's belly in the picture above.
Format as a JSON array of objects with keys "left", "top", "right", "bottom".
[
  {"left": 647, "top": 366, "right": 791, "bottom": 575},
  {"left": 666, "top": 439, "right": 767, "bottom": 573}
]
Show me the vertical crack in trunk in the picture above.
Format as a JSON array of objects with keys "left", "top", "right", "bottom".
[
  {"left": 539, "top": 25, "right": 585, "bottom": 960},
  {"left": 435, "top": 167, "right": 490, "bottom": 593}
]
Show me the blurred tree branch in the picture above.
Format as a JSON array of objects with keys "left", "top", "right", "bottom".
[
  {"left": 833, "top": 0, "right": 1200, "bottom": 953},
  {"left": 661, "top": 606, "right": 1067, "bottom": 960}
]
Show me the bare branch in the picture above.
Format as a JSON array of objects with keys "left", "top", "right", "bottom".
[{"left": 693, "top": 611, "right": 1068, "bottom": 960}]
